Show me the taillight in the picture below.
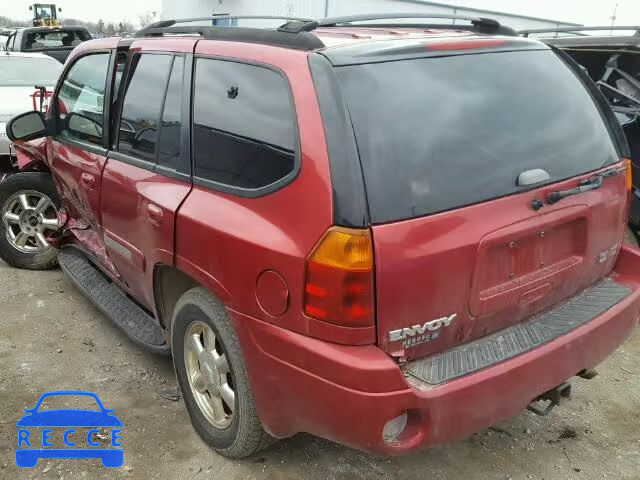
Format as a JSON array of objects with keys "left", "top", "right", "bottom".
[
  {"left": 304, "top": 227, "right": 374, "bottom": 328},
  {"left": 625, "top": 158, "right": 633, "bottom": 192}
]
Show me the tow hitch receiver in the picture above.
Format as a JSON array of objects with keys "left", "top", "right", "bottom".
[{"left": 527, "top": 382, "right": 572, "bottom": 416}]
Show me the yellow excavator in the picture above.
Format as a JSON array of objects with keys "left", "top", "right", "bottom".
[{"left": 30, "top": 4, "right": 62, "bottom": 28}]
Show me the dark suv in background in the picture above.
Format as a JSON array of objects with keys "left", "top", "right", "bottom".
[{"left": 4, "top": 14, "right": 640, "bottom": 458}]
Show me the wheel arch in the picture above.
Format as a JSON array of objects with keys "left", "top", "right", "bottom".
[{"left": 153, "top": 263, "right": 232, "bottom": 334}]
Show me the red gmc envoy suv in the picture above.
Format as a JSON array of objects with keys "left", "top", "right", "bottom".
[{"left": 3, "top": 13, "right": 640, "bottom": 458}]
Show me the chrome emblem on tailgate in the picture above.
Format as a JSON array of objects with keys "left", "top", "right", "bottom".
[{"left": 388, "top": 314, "right": 457, "bottom": 345}]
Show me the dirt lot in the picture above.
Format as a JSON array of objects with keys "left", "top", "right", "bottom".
[{"left": 0, "top": 258, "right": 639, "bottom": 480}]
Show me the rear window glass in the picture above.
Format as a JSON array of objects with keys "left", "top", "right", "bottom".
[
  {"left": 24, "top": 30, "right": 90, "bottom": 50},
  {"left": 335, "top": 49, "right": 619, "bottom": 223}
]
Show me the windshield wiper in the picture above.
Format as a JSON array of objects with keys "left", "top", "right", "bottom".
[{"left": 546, "top": 166, "right": 626, "bottom": 205}]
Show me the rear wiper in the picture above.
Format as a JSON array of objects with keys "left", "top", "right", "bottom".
[{"left": 546, "top": 166, "right": 626, "bottom": 205}]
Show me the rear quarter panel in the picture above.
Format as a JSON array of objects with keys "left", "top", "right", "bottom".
[{"left": 176, "top": 43, "right": 333, "bottom": 337}]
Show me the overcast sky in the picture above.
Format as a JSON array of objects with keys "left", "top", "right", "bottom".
[
  {"left": 2, "top": 0, "right": 639, "bottom": 26},
  {"left": 3, "top": 0, "right": 161, "bottom": 24}
]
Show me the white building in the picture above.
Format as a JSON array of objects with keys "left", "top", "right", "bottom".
[{"left": 162, "top": 0, "right": 579, "bottom": 32}]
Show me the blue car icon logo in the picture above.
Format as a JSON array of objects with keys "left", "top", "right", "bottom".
[{"left": 16, "top": 391, "right": 123, "bottom": 468}]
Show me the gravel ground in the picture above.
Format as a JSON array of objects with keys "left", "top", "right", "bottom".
[{"left": 0, "top": 259, "right": 639, "bottom": 479}]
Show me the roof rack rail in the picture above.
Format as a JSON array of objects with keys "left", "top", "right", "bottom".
[
  {"left": 520, "top": 25, "right": 640, "bottom": 37},
  {"left": 134, "top": 15, "right": 324, "bottom": 50},
  {"left": 145, "top": 15, "right": 313, "bottom": 29},
  {"left": 133, "top": 13, "right": 517, "bottom": 51},
  {"left": 279, "top": 13, "right": 516, "bottom": 36}
]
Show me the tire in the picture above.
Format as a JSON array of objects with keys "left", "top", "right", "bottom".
[
  {"left": 0, "top": 172, "right": 60, "bottom": 270},
  {"left": 171, "top": 287, "right": 274, "bottom": 458},
  {"left": 625, "top": 226, "right": 639, "bottom": 248}
]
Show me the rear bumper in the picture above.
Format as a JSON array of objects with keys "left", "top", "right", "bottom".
[{"left": 235, "top": 247, "right": 640, "bottom": 456}]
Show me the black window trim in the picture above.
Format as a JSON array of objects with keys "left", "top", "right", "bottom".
[
  {"left": 154, "top": 55, "right": 177, "bottom": 164},
  {"left": 550, "top": 45, "right": 630, "bottom": 159},
  {"left": 51, "top": 49, "right": 114, "bottom": 157},
  {"left": 108, "top": 50, "right": 192, "bottom": 183},
  {"left": 191, "top": 54, "right": 301, "bottom": 198},
  {"left": 308, "top": 52, "right": 369, "bottom": 228}
]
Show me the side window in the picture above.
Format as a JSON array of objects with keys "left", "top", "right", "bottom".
[
  {"left": 56, "top": 53, "right": 110, "bottom": 145},
  {"left": 193, "top": 58, "right": 297, "bottom": 190},
  {"left": 157, "top": 56, "right": 184, "bottom": 170},
  {"left": 118, "top": 54, "right": 172, "bottom": 161}
]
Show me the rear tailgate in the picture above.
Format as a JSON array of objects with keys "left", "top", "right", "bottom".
[
  {"left": 334, "top": 46, "right": 629, "bottom": 360},
  {"left": 373, "top": 167, "right": 627, "bottom": 359}
]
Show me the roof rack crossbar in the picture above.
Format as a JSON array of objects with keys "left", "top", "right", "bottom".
[
  {"left": 146, "top": 15, "right": 314, "bottom": 29},
  {"left": 520, "top": 26, "right": 640, "bottom": 37},
  {"left": 289, "top": 13, "right": 516, "bottom": 36},
  {"left": 318, "top": 13, "right": 493, "bottom": 26}
]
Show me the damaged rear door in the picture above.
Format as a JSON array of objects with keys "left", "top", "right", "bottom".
[{"left": 99, "top": 41, "right": 194, "bottom": 309}]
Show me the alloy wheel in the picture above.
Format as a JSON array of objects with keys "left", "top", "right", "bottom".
[
  {"left": 2, "top": 190, "right": 59, "bottom": 254},
  {"left": 184, "top": 320, "right": 236, "bottom": 429}
]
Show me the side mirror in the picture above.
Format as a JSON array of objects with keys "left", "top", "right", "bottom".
[
  {"left": 6, "top": 111, "right": 48, "bottom": 143},
  {"left": 29, "top": 5, "right": 33, "bottom": 10}
]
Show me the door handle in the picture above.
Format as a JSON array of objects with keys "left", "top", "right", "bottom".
[
  {"left": 80, "top": 172, "right": 96, "bottom": 189},
  {"left": 146, "top": 203, "right": 163, "bottom": 226}
]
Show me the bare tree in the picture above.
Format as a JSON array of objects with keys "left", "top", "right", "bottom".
[
  {"left": 0, "top": 16, "right": 27, "bottom": 28},
  {"left": 118, "top": 20, "right": 135, "bottom": 34},
  {"left": 138, "top": 11, "right": 157, "bottom": 28}
]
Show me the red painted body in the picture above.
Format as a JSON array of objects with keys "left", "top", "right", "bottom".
[
  {"left": 24, "top": 27, "right": 640, "bottom": 455},
  {"left": 233, "top": 248, "right": 640, "bottom": 455},
  {"left": 374, "top": 163, "right": 629, "bottom": 360},
  {"left": 101, "top": 163, "right": 191, "bottom": 309}
]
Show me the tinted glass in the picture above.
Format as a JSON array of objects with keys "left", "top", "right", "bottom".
[
  {"left": 0, "top": 56, "right": 62, "bottom": 86},
  {"left": 118, "top": 54, "right": 172, "bottom": 160},
  {"left": 157, "top": 56, "right": 184, "bottom": 170},
  {"left": 193, "top": 59, "right": 296, "bottom": 189},
  {"left": 57, "top": 53, "right": 110, "bottom": 145},
  {"left": 336, "top": 50, "right": 619, "bottom": 223}
]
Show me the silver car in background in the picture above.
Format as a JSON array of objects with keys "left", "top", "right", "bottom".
[{"left": 0, "top": 51, "right": 63, "bottom": 174}]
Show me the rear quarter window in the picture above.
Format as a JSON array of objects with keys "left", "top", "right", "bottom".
[
  {"left": 192, "top": 58, "right": 298, "bottom": 193},
  {"left": 335, "top": 49, "right": 620, "bottom": 223}
]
